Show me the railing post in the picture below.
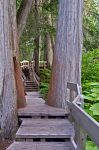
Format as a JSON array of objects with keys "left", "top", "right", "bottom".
[
  {"left": 75, "top": 123, "right": 87, "bottom": 150},
  {"left": 68, "top": 83, "right": 87, "bottom": 150}
]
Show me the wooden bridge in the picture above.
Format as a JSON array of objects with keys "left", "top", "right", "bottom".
[{"left": 7, "top": 82, "right": 99, "bottom": 150}]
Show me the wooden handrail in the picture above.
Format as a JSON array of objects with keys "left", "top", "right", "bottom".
[
  {"left": 67, "top": 82, "right": 99, "bottom": 148},
  {"left": 33, "top": 72, "right": 40, "bottom": 86}
]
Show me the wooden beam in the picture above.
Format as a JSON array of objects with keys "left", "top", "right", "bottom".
[
  {"left": 71, "top": 101, "right": 99, "bottom": 147},
  {"left": 67, "top": 82, "right": 78, "bottom": 92}
]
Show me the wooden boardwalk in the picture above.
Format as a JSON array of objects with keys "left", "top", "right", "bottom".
[
  {"left": 18, "top": 92, "right": 68, "bottom": 118},
  {"left": 7, "top": 91, "right": 75, "bottom": 150}
]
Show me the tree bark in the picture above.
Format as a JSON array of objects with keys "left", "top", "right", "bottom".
[
  {"left": 34, "top": 37, "right": 40, "bottom": 75},
  {"left": 34, "top": 0, "right": 40, "bottom": 75},
  {"left": 0, "top": 0, "right": 18, "bottom": 138},
  {"left": 13, "top": 2, "right": 27, "bottom": 108},
  {"left": 17, "top": 0, "right": 34, "bottom": 38},
  {"left": 44, "top": 14, "right": 54, "bottom": 68},
  {"left": 13, "top": 57, "right": 26, "bottom": 108},
  {"left": 47, "top": 0, "right": 83, "bottom": 108},
  {"left": 44, "top": 33, "right": 53, "bottom": 68}
]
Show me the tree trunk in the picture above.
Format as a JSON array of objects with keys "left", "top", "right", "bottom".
[
  {"left": 34, "top": 0, "right": 40, "bottom": 75},
  {"left": 44, "top": 33, "right": 53, "bottom": 68},
  {"left": 0, "top": 0, "right": 18, "bottom": 138},
  {"left": 13, "top": 57, "right": 26, "bottom": 108},
  {"left": 47, "top": 0, "right": 83, "bottom": 108},
  {"left": 17, "top": 0, "right": 34, "bottom": 38},
  {"left": 34, "top": 37, "right": 40, "bottom": 76},
  {"left": 13, "top": 2, "right": 27, "bottom": 108},
  {"left": 44, "top": 14, "right": 54, "bottom": 68},
  {"left": 50, "top": 35, "right": 55, "bottom": 52}
]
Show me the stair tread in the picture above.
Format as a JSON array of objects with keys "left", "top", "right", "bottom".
[
  {"left": 16, "top": 119, "right": 74, "bottom": 139},
  {"left": 18, "top": 103, "right": 68, "bottom": 117},
  {"left": 7, "top": 142, "right": 73, "bottom": 150},
  {"left": 25, "top": 87, "right": 38, "bottom": 88},
  {"left": 25, "top": 85, "right": 38, "bottom": 87}
]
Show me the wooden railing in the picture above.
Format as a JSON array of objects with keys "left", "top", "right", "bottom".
[
  {"left": 33, "top": 71, "right": 40, "bottom": 86},
  {"left": 67, "top": 82, "right": 99, "bottom": 149}
]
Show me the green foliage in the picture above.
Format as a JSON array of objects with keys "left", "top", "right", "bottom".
[
  {"left": 83, "top": 83, "right": 99, "bottom": 149},
  {"left": 82, "top": 49, "right": 99, "bottom": 149},
  {"left": 86, "top": 141, "right": 99, "bottom": 150},
  {"left": 82, "top": 49, "right": 99, "bottom": 119},
  {"left": 40, "top": 69, "right": 51, "bottom": 82},
  {"left": 40, "top": 69, "right": 51, "bottom": 99},
  {"left": 19, "top": 7, "right": 37, "bottom": 60},
  {"left": 83, "top": 0, "right": 99, "bottom": 50},
  {"left": 40, "top": 82, "right": 49, "bottom": 99},
  {"left": 19, "top": 0, "right": 58, "bottom": 60},
  {"left": 83, "top": 82, "right": 99, "bottom": 121},
  {"left": 90, "top": 103, "right": 99, "bottom": 116},
  {"left": 19, "top": 0, "right": 99, "bottom": 60},
  {"left": 82, "top": 49, "right": 99, "bottom": 85}
]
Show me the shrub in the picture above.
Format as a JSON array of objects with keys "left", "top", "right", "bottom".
[
  {"left": 40, "top": 69, "right": 51, "bottom": 99},
  {"left": 82, "top": 49, "right": 99, "bottom": 87}
]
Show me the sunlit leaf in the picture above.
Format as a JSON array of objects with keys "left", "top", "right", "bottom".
[
  {"left": 91, "top": 88, "right": 99, "bottom": 94},
  {"left": 86, "top": 141, "right": 95, "bottom": 150},
  {"left": 83, "top": 95, "right": 97, "bottom": 101},
  {"left": 90, "top": 103, "right": 99, "bottom": 116}
]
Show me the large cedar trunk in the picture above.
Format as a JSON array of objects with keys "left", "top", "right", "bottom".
[
  {"left": 0, "top": 0, "right": 18, "bottom": 138},
  {"left": 47, "top": 0, "right": 83, "bottom": 108}
]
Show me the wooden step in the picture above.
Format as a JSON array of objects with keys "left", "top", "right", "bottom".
[
  {"left": 19, "top": 92, "right": 69, "bottom": 118},
  {"left": 16, "top": 119, "right": 74, "bottom": 141},
  {"left": 25, "top": 86, "right": 39, "bottom": 89},
  {"left": 25, "top": 82, "right": 37, "bottom": 85},
  {"left": 25, "top": 90, "right": 39, "bottom": 92},
  {"left": 7, "top": 142, "right": 74, "bottom": 150},
  {"left": 25, "top": 87, "right": 39, "bottom": 90},
  {"left": 25, "top": 89, "right": 39, "bottom": 91},
  {"left": 25, "top": 84, "right": 38, "bottom": 86},
  {"left": 25, "top": 85, "right": 38, "bottom": 87},
  {"left": 25, "top": 85, "right": 39, "bottom": 92},
  {"left": 26, "top": 92, "right": 41, "bottom": 97},
  {"left": 25, "top": 87, "right": 39, "bottom": 89},
  {"left": 18, "top": 103, "right": 69, "bottom": 118}
]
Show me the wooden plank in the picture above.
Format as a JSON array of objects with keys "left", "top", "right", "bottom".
[
  {"left": 16, "top": 119, "right": 74, "bottom": 139},
  {"left": 67, "top": 82, "right": 81, "bottom": 95},
  {"left": 19, "top": 91, "right": 68, "bottom": 117},
  {"left": 18, "top": 91, "right": 68, "bottom": 117},
  {"left": 26, "top": 98, "right": 45, "bottom": 105},
  {"left": 18, "top": 103, "right": 68, "bottom": 117},
  {"left": 71, "top": 102, "right": 99, "bottom": 147},
  {"left": 26, "top": 92, "right": 40, "bottom": 96},
  {"left": 7, "top": 142, "right": 72, "bottom": 150},
  {"left": 67, "top": 82, "right": 78, "bottom": 92}
]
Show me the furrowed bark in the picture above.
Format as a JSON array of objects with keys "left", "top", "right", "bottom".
[
  {"left": 48, "top": 0, "right": 83, "bottom": 108},
  {"left": 0, "top": 0, "right": 18, "bottom": 138}
]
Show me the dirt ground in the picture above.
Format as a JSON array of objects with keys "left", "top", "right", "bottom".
[{"left": 0, "top": 140, "right": 12, "bottom": 150}]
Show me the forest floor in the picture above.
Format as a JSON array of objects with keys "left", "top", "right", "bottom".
[{"left": 0, "top": 140, "right": 12, "bottom": 150}]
